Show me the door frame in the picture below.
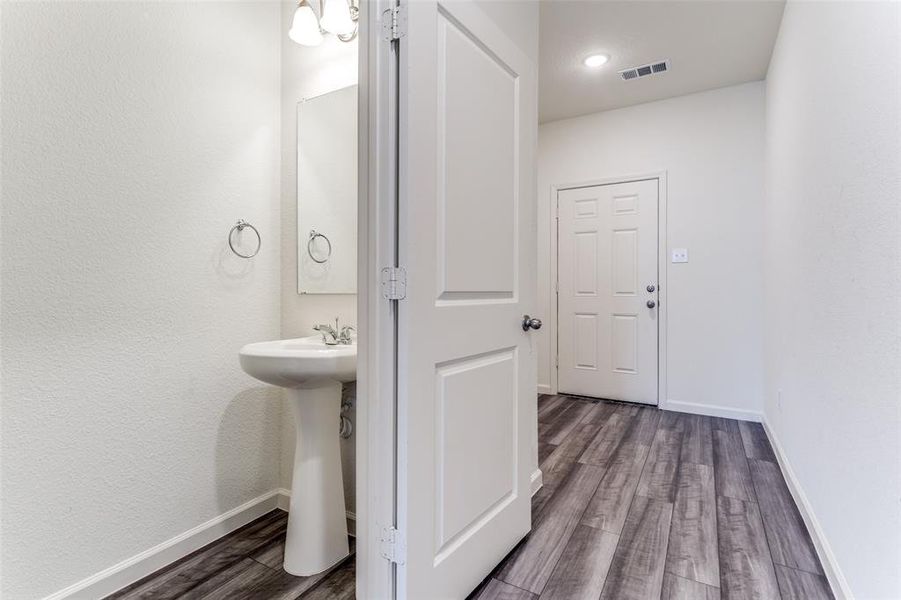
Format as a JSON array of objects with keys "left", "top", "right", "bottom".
[
  {"left": 358, "top": 0, "right": 398, "bottom": 598},
  {"left": 548, "top": 171, "right": 668, "bottom": 405}
]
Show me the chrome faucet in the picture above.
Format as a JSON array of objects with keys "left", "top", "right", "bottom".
[{"left": 314, "top": 318, "right": 355, "bottom": 345}]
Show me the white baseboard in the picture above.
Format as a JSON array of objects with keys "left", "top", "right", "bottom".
[
  {"left": 276, "top": 487, "right": 291, "bottom": 511},
  {"left": 661, "top": 399, "right": 762, "bottom": 422},
  {"left": 44, "top": 487, "right": 356, "bottom": 600},
  {"left": 537, "top": 384, "right": 552, "bottom": 395},
  {"left": 530, "top": 469, "right": 543, "bottom": 496},
  {"left": 762, "top": 420, "right": 852, "bottom": 600},
  {"left": 43, "top": 489, "right": 285, "bottom": 600}
]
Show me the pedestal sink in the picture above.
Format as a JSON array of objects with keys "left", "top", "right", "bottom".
[{"left": 239, "top": 335, "right": 355, "bottom": 576}]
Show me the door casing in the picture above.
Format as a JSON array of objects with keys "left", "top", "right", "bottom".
[
  {"left": 358, "top": 0, "right": 399, "bottom": 598},
  {"left": 548, "top": 172, "right": 668, "bottom": 404}
]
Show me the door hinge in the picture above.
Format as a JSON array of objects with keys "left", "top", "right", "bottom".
[
  {"left": 380, "top": 526, "right": 407, "bottom": 564},
  {"left": 381, "top": 266, "right": 407, "bottom": 300},
  {"left": 382, "top": 5, "right": 407, "bottom": 41}
]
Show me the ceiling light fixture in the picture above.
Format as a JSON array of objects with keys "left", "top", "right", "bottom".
[
  {"left": 583, "top": 54, "right": 610, "bottom": 68},
  {"left": 289, "top": 0, "right": 359, "bottom": 47}
]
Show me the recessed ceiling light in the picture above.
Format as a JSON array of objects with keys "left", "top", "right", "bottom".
[{"left": 583, "top": 54, "right": 609, "bottom": 68}]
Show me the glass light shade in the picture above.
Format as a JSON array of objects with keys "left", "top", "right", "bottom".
[
  {"left": 289, "top": 2, "right": 323, "bottom": 46},
  {"left": 319, "top": 0, "right": 355, "bottom": 35}
]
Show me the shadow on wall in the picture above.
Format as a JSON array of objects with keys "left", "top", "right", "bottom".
[{"left": 215, "top": 387, "right": 282, "bottom": 512}]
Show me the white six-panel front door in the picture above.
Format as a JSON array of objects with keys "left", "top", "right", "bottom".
[
  {"left": 396, "top": 1, "right": 537, "bottom": 598},
  {"left": 557, "top": 180, "right": 659, "bottom": 404}
]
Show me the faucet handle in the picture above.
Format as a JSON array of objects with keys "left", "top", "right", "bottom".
[{"left": 338, "top": 325, "right": 356, "bottom": 344}]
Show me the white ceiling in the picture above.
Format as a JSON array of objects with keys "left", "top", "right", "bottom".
[{"left": 539, "top": 0, "right": 786, "bottom": 123}]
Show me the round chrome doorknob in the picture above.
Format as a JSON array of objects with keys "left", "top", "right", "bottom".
[
  {"left": 647, "top": 284, "right": 656, "bottom": 293},
  {"left": 647, "top": 300, "right": 656, "bottom": 309},
  {"left": 522, "top": 315, "right": 543, "bottom": 331}
]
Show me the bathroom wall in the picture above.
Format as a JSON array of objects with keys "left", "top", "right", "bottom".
[
  {"left": 279, "top": 0, "right": 359, "bottom": 510},
  {"left": 538, "top": 82, "right": 766, "bottom": 419},
  {"left": 763, "top": 2, "right": 901, "bottom": 597},
  {"left": 0, "top": 3, "right": 283, "bottom": 598}
]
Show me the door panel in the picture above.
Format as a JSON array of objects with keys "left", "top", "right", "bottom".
[
  {"left": 435, "top": 349, "right": 516, "bottom": 557},
  {"left": 575, "top": 232, "right": 598, "bottom": 294},
  {"left": 398, "top": 0, "right": 537, "bottom": 597},
  {"left": 612, "top": 228, "right": 638, "bottom": 294},
  {"left": 558, "top": 180, "right": 658, "bottom": 404},
  {"left": 438, "top": 11, "right": 517, "bottom": 299},
  {"left": 574, "top": 313, "right": 599, "bottom": 369}
]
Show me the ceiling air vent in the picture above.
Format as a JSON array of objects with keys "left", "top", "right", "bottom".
[{"left": 619, "top": 60, "right": 669, "bottom": 81}]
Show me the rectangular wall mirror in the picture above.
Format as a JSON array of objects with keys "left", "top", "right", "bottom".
[{"left": 297, "top": 85, "right": 357, "bottom": 294}]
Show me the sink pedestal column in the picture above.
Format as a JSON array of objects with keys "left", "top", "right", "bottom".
[{"left": 284, "top": 380, "right": 349, "bottom": 576}]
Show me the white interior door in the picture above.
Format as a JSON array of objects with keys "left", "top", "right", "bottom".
[
  {"left": 396, "top": 0, "right": 537, "bottom": 597},
  {"left": 557, "top": 179, "right": 659, "bottom": 404}
]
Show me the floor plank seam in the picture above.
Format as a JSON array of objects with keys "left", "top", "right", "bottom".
[
  {"left": 650, "top": 415, "right": 680, "bottom": 599},
  {"left": 660, "top": 452, "right": 687, "bottom": 595},
  {"left": 495, "top": 578, "right": 535, "bottom": 596},
  {"left": 772, "top": 559, "right": 828, "bottom": 577},
  {"left": 521, "top": 397, "right": 628, "bottom": 598},
  {"left": 295, "top": 555, "right": 354, "bottom": 600},
  {"left": 248, "top": 556, "right": 278, "bottom": 571},
  {"left": 738, "top": 428, "right": 785, "bottom": 600},
  {"left": 596, "top": 411, "right": 657, "bottom": 599},
  {"left": 712, "top": 439, "right": 725, "bottom": 595}
]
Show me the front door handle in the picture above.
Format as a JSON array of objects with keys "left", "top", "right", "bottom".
[
  {"left": 522, "top": 315, "right": 543, "bottom": 331},
  {"left": 647, "top": 300, "right": 656, "bottom": 309}
]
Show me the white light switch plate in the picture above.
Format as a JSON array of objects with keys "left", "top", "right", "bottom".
[{"left": 671, "top": 248, "right": 688, "bottom": 263}]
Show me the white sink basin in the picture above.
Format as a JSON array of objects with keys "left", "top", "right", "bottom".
[
  {"left": 239, "top": 335, "right": 356, "bottom": 388},
  {"left": 239, "top": 335, "right": 356, "bottom": 576}
]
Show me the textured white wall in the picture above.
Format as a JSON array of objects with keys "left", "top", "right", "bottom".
[
  {"left": 279, "top": 0, "right": 359, "bottom": 506},
  {"left": 0, "top": 3, "right": 283, "bottom": 598},
  {"left": 538, "top": 82, "right": 766, "bottom": 416},
  {"left": 763, "top": 2, "right": 901, "bottom": 597}
]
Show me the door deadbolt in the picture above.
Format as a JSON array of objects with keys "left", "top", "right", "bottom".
[{"left": 647, "top": 284, "right": 656, "bottom": 293}]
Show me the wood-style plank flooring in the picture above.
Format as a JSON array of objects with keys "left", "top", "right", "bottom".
[
  {"left": 108, "top": 395, "right": 831, "bottom": 599},
  {"left": 471, "top": 395, "right": 834, "bottom": 600},
  {"left": 105, "top": 511, "right": 355, "bottom": 600}
]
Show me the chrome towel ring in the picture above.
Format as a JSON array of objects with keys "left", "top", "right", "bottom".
[
  {"left": 307, "top": 229, "right": 332, "bottom": 264},
  {"left": 228, "top": 219, "right": 261, "bottom": 259}
]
